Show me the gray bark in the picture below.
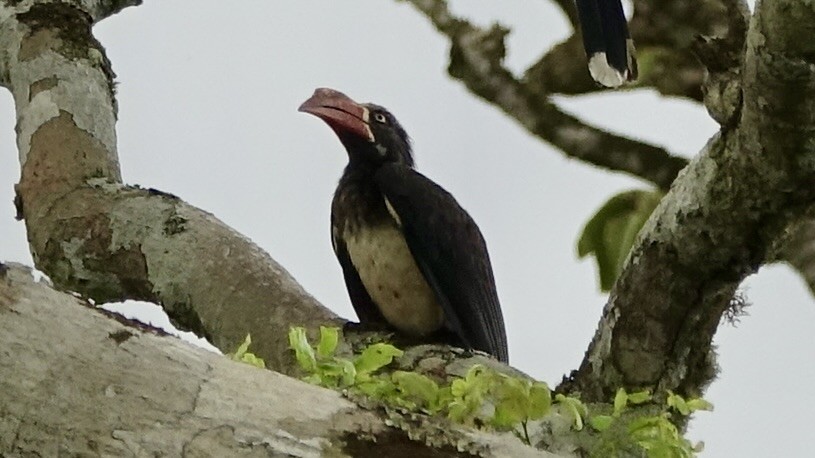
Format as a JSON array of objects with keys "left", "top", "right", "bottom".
[
  {"left": 2, "top": 0, "right": 814, "bottom": 454},
  {"left": 0, "top": 2, "right": 575, "bottom": 453},
  {"left": 570, "top": 0, "right": 815, "bottom": 400},
  {"left": 0, "top": 263, "right": 553, "bottom": 457},
  {"left": 400, "top": 0, "right": 815, "bottom": 300},
  {"left": 1, "top": 0, "right": 339, "bottom": 374},
  {"left": 404, "top": 0, "right": 815, "bottom": 401}
]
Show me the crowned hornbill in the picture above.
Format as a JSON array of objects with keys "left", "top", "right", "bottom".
[
  {"left": 299, "top": 88, "right": 508, "bottom": 363},
  {"left": 576, "top": 0, "right": 638, "bottom": 87}
]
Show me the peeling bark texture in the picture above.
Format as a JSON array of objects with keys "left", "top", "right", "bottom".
[
  {"left": 691, "top": 0, "right": 749, "bottom": 127},
  {"left": 568, "top": 0, "right": 815, "bottom": 401},
  {"left": 0, "top": 264, "right": 556, "bottom": 457},
  {"left": 0, "top": 0, "right": 339, "bottom": 373},
  {"left": 402, "top": 0, "right": 689, "bottom": 191}
]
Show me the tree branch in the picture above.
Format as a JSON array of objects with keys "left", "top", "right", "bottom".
[
  {"left": 568, "top": 0, "right": 815, "bottom": 401},
  {"left": 403, "top": 0, "right": 751, "bottom": 188},
  {"left": 524, "top": 32, "right": 705, "bottom": 101},
  {"left": 0, "top": 0, "right": 339, "bottom": 374},
  {"left": 79, "top": 0, "right": 143, "bottom": 22},
  {"left": 406, "top": 0, "right": 815, "bottom": 404},
  {"left": 402, "top": 0, "right": 688, "bottom": 190},
  {"left": 0, "top": 263, "right": 555, "bottom": 457},
  {"left": 522, "top": 0, "right": 744, "bottom": 102}
]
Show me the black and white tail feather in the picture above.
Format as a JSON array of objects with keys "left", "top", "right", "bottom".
[{"left": 576, "top": 0, "right": 638, "bottom": 87}]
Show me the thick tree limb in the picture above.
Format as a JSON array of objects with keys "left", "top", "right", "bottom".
[
  {"left": 0, "top": 0, "right": 544, "bottom": 405},
  {"left": 3, "top": 0, "right": 813, "bottom": 453},
  {"left": 0, "top": 0, "right": 338, "bottom": 373},
  {"left": 0, "top": 263, "right": 554, "bottom": 457},
  {"left": 568, "top": 0, "right": 815, "bottom": 401}
]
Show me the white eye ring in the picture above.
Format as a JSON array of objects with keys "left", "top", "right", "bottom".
[{"left": 373, "top": 113, "right": 387, "bottom": 123}]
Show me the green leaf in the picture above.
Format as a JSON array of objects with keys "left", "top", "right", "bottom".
[
  {"left": 447, "top": 399, "right": 471, "bottom": 423},
  {"left": 354, "top": 343, "right": 403, "bottom": 374},
  {"left": 492, "top": 405, "right": 523, "bottom": 428},
  {"left": 577, "top": 189, "right": 664, "bottom": 291},
  {"left": 686, "top": 398, "right": 714, "bottom": 413},
  {"left": 338, "top": 358, "right": 357, "bottom": 387},
  {"left": 448, "top": 366, "right": 491, "bottom": 424},
  {"left": 432, "top": 386, "right": 454, "bottom": 414},
  {"left": 491, "top": 376, "right": 528, "bottom": 427},
  {"left": 613, "top": 387, "right": 628, "bottom": 417},
  {"left": 627, "top": 390, "right": 652, "bottom": 405},
  {"left": 628, "top": 413, "right": 692, "bottom": 457},
  {"left": 315, "top": 359, "right": 355, "bottom": 388},
  {"left": 228, "top": 334, "right": 266, "bottom": 369},
  {"left": 490, "top": 377, "right": 551, "bottom": 427},
  {"left": 232, "top": 334, "right": 252, "bottom": 359},
  {"left": 451, "top": 365, "right": 490, "bottom": 397},
  {"left": 227, "top": 334, "right": 266, "bottom": 369},
  {"left": 450, "top": 377, "right": 469, "bottom": 398},
  {"left": 239, "top": 352, "right": 266, "bottom": 369},
  {"left": 527, "top": 382, "right": 552, "bottom": 419},
  {"left": 555, "top": 394, "right": 587, "bottom": 431},
  {"left": 628, "top": 415, "right": 664, "bottom": 441},
  {"left": 589, "top": 415, "right": 615, "bottom": 432},
  {"left": 317, "top": 326, "right": 339, "bottom": 358},
  {"left": 392, "top": 371, "right": 439, "bottom": 407},
  {"left": 356, "top": 378, "right": 396, "bottom": 398},
  {"left": 288, "top": 327, "right": 316, "bottom": 372},
  {"left": 303, "top": 373, "right": 322, "bottom": 385},
  {"left": 667, "top": 391, "right": 690, "bottom": 416},
  {"left": 464, "top": 364, "right": 489, "bottom": 383}
]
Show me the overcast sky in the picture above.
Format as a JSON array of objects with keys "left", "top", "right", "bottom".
[{"left": 1, "top": 1, "right": 812, "bottom": 456}]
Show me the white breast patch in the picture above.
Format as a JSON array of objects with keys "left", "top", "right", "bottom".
[{"left": 344, "top": 223, "right": 443, "bottom": 336}]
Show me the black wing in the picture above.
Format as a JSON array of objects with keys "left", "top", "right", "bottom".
[
  {"left": 374, "top": 163, "right": 508, "bottom": 363},
  {"left": 331, "top": 215, "right": 388, "bottom": 325},
  {"left": 576, "top": 0, "right": 637, "bottom": 87}
]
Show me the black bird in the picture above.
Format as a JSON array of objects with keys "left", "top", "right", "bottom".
[
  {"left": 576, "top": 0, "right": 637, "bottom": 87},
  {"left": 299, "top": 88, "right": 508, "bottom": 363}
]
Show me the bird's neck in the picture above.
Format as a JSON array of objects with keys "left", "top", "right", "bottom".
[
  {"left": 340, "top": 160, "right": 379, "bottom": 185},
  {"left": 335, "top": 163, "right": 390, "bottom": 232}
]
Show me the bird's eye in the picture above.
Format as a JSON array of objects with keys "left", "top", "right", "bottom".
[{"left": 373, "top": 113, "right": 387, "bottom": 124}]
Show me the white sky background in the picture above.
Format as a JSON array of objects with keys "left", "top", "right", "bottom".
[{"left": 0, "top": 1, "right": 813, "bottom": 455}]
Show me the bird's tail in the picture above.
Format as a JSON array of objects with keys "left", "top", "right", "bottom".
[{"left": 575, "top": 0, "right": 638, "bottom": 87}]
